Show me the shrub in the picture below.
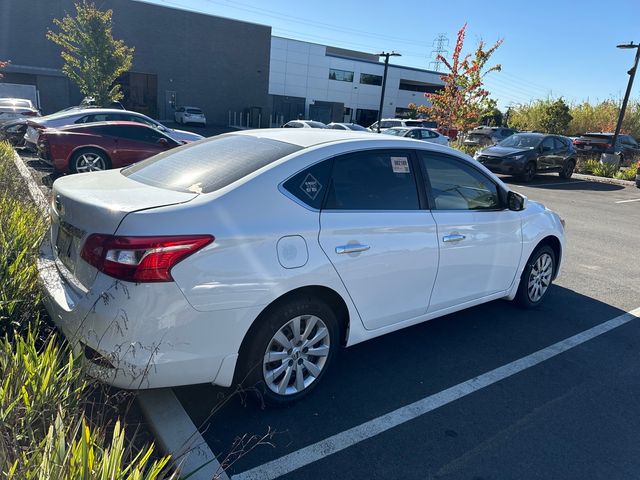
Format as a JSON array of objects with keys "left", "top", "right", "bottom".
[
  {"left": 591, "top": 162, "right": 619, "bottom": 178},
  {"left": 614, "top": 166, "right": 637, "bottom": 181},
  {"left": 452, "top": 143, "right": 480, "bottom": 157}
]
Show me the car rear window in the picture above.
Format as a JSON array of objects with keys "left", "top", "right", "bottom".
[
  {"left": 186, "top": 108, "right": 202, "bottom": 114},
  {"left": 122, "top": 134, "right": 302, "bottom": 194}
]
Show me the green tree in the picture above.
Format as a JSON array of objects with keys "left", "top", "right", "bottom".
[
  {"left": 47, "top": 2, "right": 133, "bottom": 106},
  {"left": 539, "top": 98, "right": 572, "bottom": 134},
  {"left": 422, "top": 24, "right": 503, "bottom": 132}
]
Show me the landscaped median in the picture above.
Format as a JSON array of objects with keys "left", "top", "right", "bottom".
[{"left": 0, "top": 141, "right": 176, "bottom": 479}]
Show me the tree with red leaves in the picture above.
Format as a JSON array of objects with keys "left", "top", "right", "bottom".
[{"left": 416, "top": 24, "right": 502, "bottom": 133}]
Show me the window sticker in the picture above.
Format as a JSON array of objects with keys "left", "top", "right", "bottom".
[
  {"left": 391, "top": 157, "right": 410, "bottom": 174},
  {"left": 300, "top": 173, "right": 322, "bottom": 200}
]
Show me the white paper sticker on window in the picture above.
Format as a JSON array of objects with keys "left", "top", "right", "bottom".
[{"left": 391, "top": 157, "right": 410, "bottom": 174}]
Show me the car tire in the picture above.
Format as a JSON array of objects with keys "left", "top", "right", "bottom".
[
  {"left": 239, "top": 295, "right": 340, "bottom": 407},
  {"left": 70, "top": 148, "right": 111, "bottom": 174},
  {"left": 519, "top": 162, "right": 536, "bottom": 182},
  {"left": 559, "top": 159, "right": 575, "bottom": 179},
  {"left": 515, "top": 245, "right": 556, "bottom": 309}
]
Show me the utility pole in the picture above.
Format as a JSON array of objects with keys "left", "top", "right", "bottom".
[
  {"left": 429, "top": 34, "right": 449, "bottom": 72},
  {"left": 611, "top": 42, "right": 640, "bottom": 159},
  {"left": 376, "top": 51, "right": 401, "bottom": 133}
]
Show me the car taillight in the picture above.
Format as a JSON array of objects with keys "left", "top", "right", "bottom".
[
  {"left": 80, "top": 234, "right": 214, "bottom": 282},
  {"left": 573, "top": 139, "right": 582, "bottom": 145}
]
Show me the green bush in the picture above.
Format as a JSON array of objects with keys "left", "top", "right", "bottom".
[
  {"left": 0, "top": 141, "right": 176, "bottom": 480},
  {"left": 451, "top": 143, "right": 480, "bottom": 157},
  {"left": 614, "top": 166, "right": 638, "bottom": 181},
  {"left": 591, "top": 162, "right": 619, "bottom": 178}
]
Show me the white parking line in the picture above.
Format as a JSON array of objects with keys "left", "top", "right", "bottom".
[
  {"left": 232, "top": 307, "right": 640, "bottom": 480},
  {"left": 615, "top": 198, "right": 640, "bottom": 204}
]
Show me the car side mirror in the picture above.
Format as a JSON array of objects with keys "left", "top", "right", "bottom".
[{"left": 508, "top": 191, "right": 527, "bottom": 211}]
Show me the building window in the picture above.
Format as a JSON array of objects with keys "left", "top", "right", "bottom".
[
  {"left": 329, "top": 69, "right": 354, "bottom": 82},
  {"left": 360, "top": 73, "right": 382, "bottom": 86},
  {"left": 398, "top": 80, "right": 442, "bottom": 94}
]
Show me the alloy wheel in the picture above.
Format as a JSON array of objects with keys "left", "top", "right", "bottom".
[
  {"left": 527, "top": 253, "right": 553, "bottom": 302},
  {"left": 75, "top": 152, "right": 106, "bottom": 172},
  {"left": 262, "top": 314, "right": 330, "bottom": 396}
]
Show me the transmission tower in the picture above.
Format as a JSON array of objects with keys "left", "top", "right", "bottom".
[{"left": 429, "top": 33, "right": 449, "bottom": 72}]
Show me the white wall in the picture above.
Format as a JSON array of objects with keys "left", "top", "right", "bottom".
[{"left": 269, "top": 37, "right": 443, "bottom": 122}]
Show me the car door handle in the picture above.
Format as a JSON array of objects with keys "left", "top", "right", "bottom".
[
  {"left": 335, "top": 244, "right": 370, "bottom": 254},
  {"left": 443, "top": 234, "right": 466, "bottom": 243}
]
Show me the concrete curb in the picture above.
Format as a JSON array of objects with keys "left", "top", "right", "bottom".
[
  {"left": 138, "top": 389, "right": 229, "bottom": 480},
  {"left": 571, "top": 172, "right": 637, "bottom": 188},
  {"left": 9, "top": 149, "right": 229, "bottom": 480}
]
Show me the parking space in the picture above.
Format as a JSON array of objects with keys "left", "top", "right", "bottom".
[{"left": 169, "top": 173, "right": 640, "bottom": 479}]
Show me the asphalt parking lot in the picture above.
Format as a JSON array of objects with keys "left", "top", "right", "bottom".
[
  {"left": 16, "top": 148, "right": 640, "bottom": 479},
  {"left": 174, "top": 174, "right": 640, "bottom": 479}
]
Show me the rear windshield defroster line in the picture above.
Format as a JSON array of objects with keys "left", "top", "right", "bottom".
[{"left": 122, "top": 135, "right": 302, "bottom": 194}]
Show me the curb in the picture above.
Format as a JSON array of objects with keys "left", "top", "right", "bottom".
[
  {"left": 10, "top": 149, "right": 229, "bottom": 480},
  {"left": 571, "top": 172, "right": 637, "bottom": 188}
]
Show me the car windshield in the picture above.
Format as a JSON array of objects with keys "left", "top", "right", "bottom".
[
  {"left": 383, "top": 128, "right": 408, "bottom": 136},
  {"left": 0, "top": 99, "right": 32, "bottom": 108},
  {"left": 122, "top": 134, "right": 302, "bottom": 193},
  {"left": 498, "top": 134, "right": 541, "bottom": 149}
]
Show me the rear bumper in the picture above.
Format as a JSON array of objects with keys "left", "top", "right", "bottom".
[{"left": 37, "top": 234, "right": 260, "bottom": 390}]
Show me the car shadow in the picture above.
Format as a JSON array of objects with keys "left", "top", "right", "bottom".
[
  {"left": 25, "top": 158, "right": 54, "bottom": 172},
  {"left": 41, "top": 172, "right": 62, "bottom": 188},
  {"left": 501, "top": 174, "right": 625, "bottom": 191},
  {"left": 172, "top": 285, "right": 627, "bottom": 475}
]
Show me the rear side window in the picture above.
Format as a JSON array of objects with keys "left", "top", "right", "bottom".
[
  {"left": 187, "top": 108, "right": 202, "bottom": 114},
  {"left": 324, "top": 150, "right": 420, "bottom": 210},
  {"left": 122, "top": 135, "right": 301, "bottom": 193},
  {"left": 282, "top": 159, "right": 333, "bottom": 209}
]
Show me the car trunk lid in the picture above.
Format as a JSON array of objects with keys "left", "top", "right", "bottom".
[{"left": 50, "top": 170, "right": 198, "bottom": 289}]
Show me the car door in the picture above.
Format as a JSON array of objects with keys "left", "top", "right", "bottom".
[
  {"left": 553, "top": 137, "right": 570, "bottom": 167},
  {"left": 537, "top": 137, "right": 556, "bottom": 169},
  {"left": 417, "top": 151, "right": 522, "bottom": 312},
  {"left": 319, "top": 149, "right": 439, "bottom": 330}
]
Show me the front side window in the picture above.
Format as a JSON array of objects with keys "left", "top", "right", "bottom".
[
  {"left": 541, "top": 137, "right": 555, "bottom": 152},
  {"left": 324, "top": 150, "right": 419, "bottom": 210},
  {"left": 329, "top": 69, "right": 354, "bottom": 82},
  {"left": 419, "top": 153, "right": 501, "bottom": 211}
]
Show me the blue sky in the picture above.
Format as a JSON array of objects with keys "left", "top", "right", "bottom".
[{"left": 142, "top": 0, "right": 640, "bottom": 110}]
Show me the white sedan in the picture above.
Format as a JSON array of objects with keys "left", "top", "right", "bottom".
[
  {"left": 383, "top": 126, "right": 450, "bottom": 146},
  {"left": 174, "top": 106, "right": 207, "bottom": 126},
  {"left": 39, "top": 129, "right": 565, "bottom": 406}
]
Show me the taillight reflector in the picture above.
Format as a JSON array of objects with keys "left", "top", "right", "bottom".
[{"left": 80, "top": 234, "right": 214, "bottom": 282}]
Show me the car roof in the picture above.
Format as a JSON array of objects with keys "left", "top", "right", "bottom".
[
  {"left": 231, "top": 128, "right": 434, "bottom": 148},
  {"left": 54, "top": 121, "right": 151, "bottom": 131}
]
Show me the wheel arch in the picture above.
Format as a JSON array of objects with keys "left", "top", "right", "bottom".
[
  {"left": 535, "top": 235, "right": 562, "bottom": 280},
  {"left": 236, "top": 285, "right": 351, "bottom": 370}
]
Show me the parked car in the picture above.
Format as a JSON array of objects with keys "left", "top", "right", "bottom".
[
  {"left": 636, "top": 160, "right": 640, "bottom": 188},
  {"left": 474, "top": 133, "right": 577, "bottom": 182},
  {"left": 327, "top": 122, "right": 369, "bottom": 131},
  {"left": 24, "top": 108, "right": 203, "bottom": 151},
  {"left": 37, "top": 121, "right": 180, "bottom": 173},
  {"left": 174, "top": 106, "right": 207, "bottom": 126},
  {"left": 39, "top": 129, "right": 565, "bottom": 406},
  {"left": 382, "top": 127, "right": 449, "bottom": 146},
  {"left": 282, "top": 120, "right": 327, "bottom": 128},
  {"left": 573, "top": 133, "right": 640, "bottom": 165},
  {"left": 0, "top": 98, "right": 40, "bottom": 123},
  {"left": 0, "top": 118, "right": 29, "bottom": 147},
  {"left": 464, "top": 126, "right": 517, "bottom": 147},
  {"left": 368, "top": 118, "right": 437, "bottom": 132}
]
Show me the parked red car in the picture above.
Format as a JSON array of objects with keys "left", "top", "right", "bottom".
[{"left": 37, "top": 121, "right": 181, "bottom": 173}]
